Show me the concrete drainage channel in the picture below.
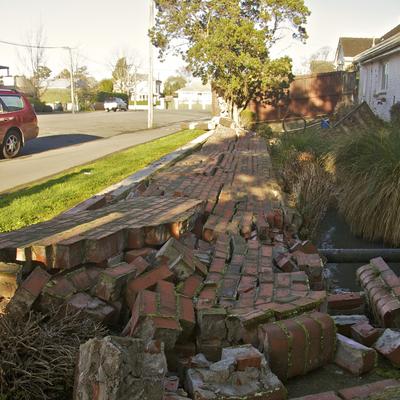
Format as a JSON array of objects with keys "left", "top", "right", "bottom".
[{"left": 0, "top": 120, "right": 399, "bottom": 399}]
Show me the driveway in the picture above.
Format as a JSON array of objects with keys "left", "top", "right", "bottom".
[
  {"left": 0, "top": 110, "right": 210, "bottom": 194},
  {"left": 21, "top": 109, "right": 210, "bottom": 156}
]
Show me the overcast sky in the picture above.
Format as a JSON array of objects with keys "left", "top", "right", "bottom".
[{"left": 1, "top": 0, "right": 399, "bottom": 81}]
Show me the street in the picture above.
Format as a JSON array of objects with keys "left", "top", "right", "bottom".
[
  {"left": 20, "top": 109, "right": 210, "bottom": 156},
  {"left": 0, "top": 110, "right": 210, "bottom": 193}
]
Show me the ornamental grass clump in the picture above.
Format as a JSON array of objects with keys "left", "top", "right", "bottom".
[
  {"left": 271, "top": 129, "right": 335, "bottom": 237},
  {"left": 333, "top": 126, "right": 400, "bottom": 245}
]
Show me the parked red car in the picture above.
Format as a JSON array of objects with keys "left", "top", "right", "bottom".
[{"left": 0, "top": 89, "right": 39, "bottom": 159}]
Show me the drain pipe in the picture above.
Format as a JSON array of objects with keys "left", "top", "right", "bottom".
[{"left": 319, "top": 248, "right": 400, "bottom": 263}]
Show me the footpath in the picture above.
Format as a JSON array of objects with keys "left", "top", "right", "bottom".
[
  {"left": 0, "top": 123, "right": 186, "bottom": 194},
  {"left": 0, "top": 122, "right": 399, "bottom": 399}
]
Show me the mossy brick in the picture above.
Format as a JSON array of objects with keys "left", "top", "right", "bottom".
[
  {"left": 197, "top": 308, "right": 227, "bottom": 341},
  {"left": 66, "top": 292, "right": 116, "bottom": 325},
  {"left": 96, "top": 263, "right": 136, "bottom": 302}
]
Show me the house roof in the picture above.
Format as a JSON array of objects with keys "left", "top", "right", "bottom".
[
  {"left": 354, "top": 31, "right": 400, "bottom": 64},
  {"left": 380, "top": 24, "right": 400, "bottom": 42},
  {"left": 338, "top": 37, "right": 376, "bottom": 57}
]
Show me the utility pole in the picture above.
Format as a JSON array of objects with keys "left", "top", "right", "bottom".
[
  {"left": 148, "top": 0, "right": 155, "bottom": 128},
  {"left": 65, "top": 47, "right": 75, "bottom": 114}
]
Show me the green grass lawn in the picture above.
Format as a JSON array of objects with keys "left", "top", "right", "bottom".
[{"left": 0, "top": 129, "right": 205, "bottom": 233}]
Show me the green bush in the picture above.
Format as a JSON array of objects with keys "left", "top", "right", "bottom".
[
  {"left": 255, "top": 123, "right": 274, "bottom": 139},
  {"left": 240, "top": 109, "right": 256, "bottom": 129},
  {"left": 28, "top": 98, "right": 53, "bottom": 113},
  {"left": 96, "top": 91, "right": 129, "bottom": 104},
  {"left": 390, "top": 102, "right": 400, "bottom": 127}
]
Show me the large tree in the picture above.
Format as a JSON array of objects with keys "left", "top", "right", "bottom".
[
  {"left": 151, "top": 0, "right": 310, "bottom": 122},
  {"left": 163, "top": 75, "right": 187, "bottom": 96},
  {"left": 111, "top": 56, "right": 141, "bottom": 96}
]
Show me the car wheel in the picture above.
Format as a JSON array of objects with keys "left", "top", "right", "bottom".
[
  {"left": 106, "top": 109, "right": 110, "bottom": 112},
  {"left": 113, "top": 108, "right": 117, "bottom": 112},
  {"left": 2, "top": 129, "right": 22, "bottom": 159}
]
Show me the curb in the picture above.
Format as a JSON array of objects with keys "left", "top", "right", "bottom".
[{"left": 62, "top": 129, "right": 215, "bottom": 215}]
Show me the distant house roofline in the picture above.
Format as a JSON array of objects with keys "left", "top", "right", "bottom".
[{"left": 354, "top": 31, "right": 400, "bottom": 64}]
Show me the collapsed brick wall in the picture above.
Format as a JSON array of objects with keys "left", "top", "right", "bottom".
[{"left": 0, "top": 124, "right": 336, "bottom": 399}]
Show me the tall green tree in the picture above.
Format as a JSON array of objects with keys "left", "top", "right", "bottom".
[
  {"left": 98, "top": 79, "right": 114, "bottom": 93},
  {"left": 151, "top": 0, "right": 310, "bottom": 122},
  {"left": 111, "top": 56, "right": 140, "bottom": 96},
  {"left": 163, "top": 75, "right": 187, "bottom": 96}
]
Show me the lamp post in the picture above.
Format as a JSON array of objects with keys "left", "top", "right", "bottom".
[{"left": 148, "top": 0, "right": 155, "bottom": 128}]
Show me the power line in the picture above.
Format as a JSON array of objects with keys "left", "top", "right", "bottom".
[
  {"left": 0, "top": 38, "right": 73, "bottom": 50},
  {"left": 0, "top": 38, "right": 77, "bottom": 113}
]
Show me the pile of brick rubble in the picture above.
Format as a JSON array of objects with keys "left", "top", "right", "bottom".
[{"left": 0, "top": 121, "right": 400, "bottom": 399}]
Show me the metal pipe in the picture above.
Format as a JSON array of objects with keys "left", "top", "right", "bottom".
[{"left": 319, "top": 248, "right": 400, "bottom": 263}]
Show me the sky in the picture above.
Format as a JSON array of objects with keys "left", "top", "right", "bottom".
[{"left": 0, "top": 0, "right": 399, "bottom": 81}]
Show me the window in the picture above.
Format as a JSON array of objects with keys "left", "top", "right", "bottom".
[
  {"left": 0, "top": 95, "right": 24, "bottom": 111},
  {"left": 381, "top": 62, "right": 389, "bottom": 91}
]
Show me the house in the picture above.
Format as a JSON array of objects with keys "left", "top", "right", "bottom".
[
  {"left": 175, "top": 79, "right": 212, "bottom": 111},
  {"left": 130, "top": 77, "right": 162, "bottom": 106},
  {"left": 334, "top": 37, "right": 376, "bottom": 71},
  {"left": 355, "top": 25, "right": 400, "bottom": 121}
]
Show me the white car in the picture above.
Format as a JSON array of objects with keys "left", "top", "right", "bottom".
[{"left": 104, "top": 97, "right": 128, "bottom": 112}]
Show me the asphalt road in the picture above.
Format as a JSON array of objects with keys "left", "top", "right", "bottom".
[
  {"left": 21, "top": 109, "right": 210, "bottom": 156},
  {"left": 0, "top": 109, "right": 210, "bottom": 193}
]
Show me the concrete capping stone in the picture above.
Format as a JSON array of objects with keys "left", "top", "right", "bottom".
[{"left": 62, "top": 130, "right": 215, "bottom": 216}]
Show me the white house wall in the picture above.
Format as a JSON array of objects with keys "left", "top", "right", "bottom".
[{"left": 359, "top": 52, "right": 400, "bottom": 121}]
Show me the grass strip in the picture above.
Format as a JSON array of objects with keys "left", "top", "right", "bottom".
[{"left": 0, "top": 129, "right": 205, "bottom": 232}]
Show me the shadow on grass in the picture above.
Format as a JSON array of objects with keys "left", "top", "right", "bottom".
[{"left": 0, "top": 168, "right": 94, "bottom": 208}]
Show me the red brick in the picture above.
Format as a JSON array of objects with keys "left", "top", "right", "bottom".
[
  {"left": 351, "top": 322, "right": 382, "bottom": 347},
  {"left": 126, "top": 228, "right": 145, "bottom": 249},
  {"left": 129, "top": 256, "right": 150, "bottom": 276},
  {"left": 236, "top": 353, "right": 262, "bottom": 371},
  {"left": 209, "top": 258, "right": 226, "bottom": 274},
  {"left": 179, "top": 295, "right": 195, "bottom": 325},
  {"left": 126, "top": 264, "right": 173, "bottom": 295},
  {"left": 157, "top": 280, "right": 177, "bottom": 317},
  {"left": 328, "top": 292, "right": 364, "bottom": 311},
  {"left": 124, "top": 248, "right": 154, "bottom": 263},
  {"left": 67, "top": 268, "right": 93, "bottom": 291},
  {"left": 262, "top": 323, "right": 289, "bottom": 380},
  {"left": 284, "top": 318, "right": 308, "bottom": 378},
  {"left": 21, "top": 266, "right": 51, "bottom": 297},
  {"left": 180, "top": 274, "right": 203, "bottom": 298},
  {"left": 338, "top": 379, "right": 400, "bottom": 399}
]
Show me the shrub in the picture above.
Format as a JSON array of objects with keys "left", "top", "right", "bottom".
[
  {"left": 240, "top": 109, "right": 256, "bottom": 129},
  {"left": 333, "top": 127, "right": 400, "bottom": 245},
  {"left": 255, "top": 123, "right": 274, "bottom": 139},
  {"left": 28, "top": 98, "right": 53, "bottom": 113},
  {"left": 0, "top": 310, "right": 106, "bottom": 400},
  {"left": 96, "top": 91, "right": 129, "bottom": 104},
  {"left": 390, "top": 102, "right": 400, "bottom": 127}
]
